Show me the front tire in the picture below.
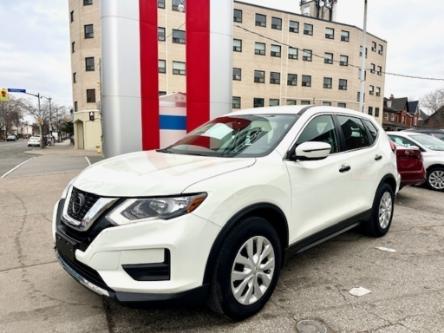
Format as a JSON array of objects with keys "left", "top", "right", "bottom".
[
  {"left": 363, "top": 183, "right": 394, "bottom": 237},
  {"left": 208, "top": 217, "right": 282, "bottom": 320},
  {"left": 426, "top": 167, "right": 444, "bottom": 192}
]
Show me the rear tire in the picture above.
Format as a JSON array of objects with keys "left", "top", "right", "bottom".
[
  {"left": 208, "top": 216, "right": 282, "bottom": 320},
  {"left": 426, "top": 167, "right": 444, "bottom": 192},
  {"left": 362, "top": 183, "right": 394, "bottom": 237}
]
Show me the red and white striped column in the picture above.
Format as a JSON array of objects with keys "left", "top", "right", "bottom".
[{"left": 101, "top": 0, "right": 233, "bottom": 157}]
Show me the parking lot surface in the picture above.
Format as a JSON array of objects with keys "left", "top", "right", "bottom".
[{"left": 0, "top": 153, "right": 443, "bottom": 332}]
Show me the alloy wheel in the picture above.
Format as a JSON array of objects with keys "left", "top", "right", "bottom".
[
  {"left": 429, "top": 170, "right": 444, "bottom": 190},
  {"left": 230, "top": 236, "right": 275, "bottom": 305},
  {"left": 378, "top": 191, "right": 393, "bottom": 229}
]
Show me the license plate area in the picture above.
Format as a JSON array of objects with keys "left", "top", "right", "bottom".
[{"left": 56, "top": 232, "right": 77, "bottom": 262}]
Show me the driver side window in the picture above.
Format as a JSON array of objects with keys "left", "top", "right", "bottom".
[{"left": 296, "top": 115, "right": 339, "bottom": 153}]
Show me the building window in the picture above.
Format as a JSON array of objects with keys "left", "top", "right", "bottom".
[
  {"left": 287, "top": 99, "right": 297, "bottom": 105},
  {"left": 70, "top": 11, "right": 74, "bottom": 23},
  {"left": 303, "top": 23, "right": 313, "bottom": 36},
  {"left": 375, "top": 107, "right": 380, "bottom": 117},
  {"left": 324, "top": 52, "right": 333, "bottom": 64},
  {"left": 339, "top": 79, "right": 348, "bottom": 91},
  {"left": 303, "top": 49, "right": 312, "bottom": 61},
  {"left": 322, "top": 101, "right": 332, "bottom": 106},
  {"left": 371, "top": 41, "right": 377, "bottom": 52},
  {"left": 357, "top": 92, "right": 365, "bottom": 102},
  {"left": 369, "top": 85, "right": 375, "bottom": 95},
  {"left": 233, "top": 67, "right": 242, "bottom": 81},
  {"left": 376, "top": 87, "right": 381, "bottom": 96},
  {"left": 158, "top": 0, "right": 165, "bottom": 9},
  {"left": 287, "top": 74, "right": 298, "bottom": 86},
  {"left": 289, "top": 20, "right": 299, "bottom": 33},
  {"left": 338, "top": 102, "right": 346, "bottom": 108},
  {"left": 341, "top": 30, "right": 350, "bottom": 42},
  {"left": 158, "top": 59, "right": 166, "bottom": 73},
  {"left": 85, "top": 57, "right": 95, "bottom": 71},
  {"left": 270, "top": 44, "right": 281, "bottom": 57},
  {"left": 323, "top": 77, "right": 332, "bottom": 89},
  {"left": 255, "top": 13, "right": 266, "bottom": 27},
  {"left": 158, "top": 27, "right": 166, "bottom": 41},
  {"left": 234, "top": 9, "right": 242, "bottom": 23},
  {"left": 233, "top": 39, "right": 242, "bottom": 52},
  {"left": 302, "top": 75, "right": 312, "bottom": 87},
  {"left": 172, "top": 29, "right": 185, "bottom": 44},
  {"left": 74, "top": 101, "right": 78, "bottom": 112},
  {"left": 360, "top": 46, "right": 368, "bottom": 58},
  {"left": 377, "top": 66, "right": 382, "bottom": 76},
  {"left": 83, "top": 0, "right": 93, "bottom": 5},
  {"left": 86, "top": 89, "right": 96, "bottom": 103},
  {"left": 159, "top": 91, "right": 167, "bottom": 96},
  {"left": 270, "top": 99, "right": 280, "bottom": 107},
  {"left": 271, "top": 17, "right": 282, "bottom": 30},
  {"left": 254, "top": 70, "right": 265, "bottom": 83},
  {"left": 301, "top": 100, "right": 311, "bottom": 105},
  {"left": 378, "top": 44, "right": 384, "bottom": 55},
  {"left": 172, "top": 0, "right": 185, "bottom": 12},
  {"left": 232, "top": 96, "right": 241, "bottom": 109},
  {"left": 71, "top": 41, "right": 75, "bottom": 53},
  {"left": 340, "top": 55, "right": 348, "bottom": 66},
  {"left": 270, "top": 72, "right": 281, "bottom": 85},
  {"left": 254, "top": 98, "right": 265, "bottom": 108},
  {"left": 325, "top": 27, "right": 334, "bottom": 39},
  {"left": 172, "top": 61, "right": 186, "bottom": 75},
  {"left": 368, "top": 106, "right": 373, "bottom": 115},
  {"left": 370, "top": 63, "right": 376, "bottom": 74},
  {"left": 72, "top": 72, "right": 76, "bottom": 83},
  {"left": 255, "top": 42, "right": 266, "bottom": 55},
  {"left": 288, "top": 47, "right": 298, "bottom": 60},
  {"left": 84, "top": 24, "right": 94, "bottom": 39}
]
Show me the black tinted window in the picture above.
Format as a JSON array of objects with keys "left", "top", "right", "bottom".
[
  {"left": 337, "top": 116, "right": 371, "bottom": 151},
  {"left": 296, "top": 115, "right": 339, "bottom": 153},
  {"left": 363, "top": 119, "right": 378, "bottom": 143}
]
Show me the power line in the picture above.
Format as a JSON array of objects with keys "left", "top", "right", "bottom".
[{"left": 234, "top": 24, "right": 444, "bottom": 82}]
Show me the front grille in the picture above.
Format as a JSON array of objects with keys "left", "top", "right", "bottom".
[{"left": 67, "top": 187, "right": 100, "bottom": 221}]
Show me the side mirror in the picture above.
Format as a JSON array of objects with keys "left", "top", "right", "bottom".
[{"left": 293, "top": 141, "right": 331, "bottom": 161}]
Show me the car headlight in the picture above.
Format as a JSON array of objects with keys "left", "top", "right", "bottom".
[
  {"left": 108, "top": 193, "right": 207, "bottom": 225},
  {"left": 61, "top": 177, "right": 77, "bottom": 199}
]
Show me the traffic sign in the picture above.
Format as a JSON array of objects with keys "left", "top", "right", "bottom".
[{"left": 7, "top": 88, "right": 26, "bottom": 93}]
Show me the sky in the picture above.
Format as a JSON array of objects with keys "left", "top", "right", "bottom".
[{"left": 0, "top": 0, "right": 443, "bottom": 110}]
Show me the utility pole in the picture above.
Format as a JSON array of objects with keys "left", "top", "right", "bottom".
[
  {"left": 359, "top": 0, "right": 368, "bottom": 113},
  {"left": 37, "top": 93, "right": 44, "bottom": 148}
]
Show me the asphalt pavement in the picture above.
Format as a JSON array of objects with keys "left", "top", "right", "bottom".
[
  {"left": 0, "top": 140, "right": 33, "bottom": 177},
  {"left": 0, "top": 151, "right": 443, "bottom": 333}
]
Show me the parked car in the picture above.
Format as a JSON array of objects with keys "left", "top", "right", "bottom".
[
  {"left": 403, "top": 128, "right": 444, "bottom": 141},
  {"left": 27, "top": 136, "right": 41, "bottom": 147},
  {"left": 388, "top": 132, "right": 444, "bottom": 191},
  {"left": 54, "top": 106, "right": 399, "bottom": 320},
  {"left": 6, "top": 134, "right": 17, "bottom": 142},
  {"left": 390, "top": 142, "right": 425, "bottom": 188}
]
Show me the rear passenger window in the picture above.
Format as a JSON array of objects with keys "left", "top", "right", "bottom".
[
  {"left": 337, "top": 116, "right": 371, "bottom": 151},
  {"left": 296, "top": 115, "right": 339, "bottom": 153},
  {"left": 363, "top": 119, "right": 378, "bottom": 143}
]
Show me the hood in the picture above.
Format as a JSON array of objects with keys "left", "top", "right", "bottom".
[{"left": 74, "top": 151, "right": 255, "bottom": 197}]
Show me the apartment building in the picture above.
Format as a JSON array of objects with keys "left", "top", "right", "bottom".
[{"left": 69, "top": 0, "right": 387, "bottom": 149}]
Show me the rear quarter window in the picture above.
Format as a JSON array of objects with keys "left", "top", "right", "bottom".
[{"left": 363, "top": 119, "right": 379, "bottom": 143}]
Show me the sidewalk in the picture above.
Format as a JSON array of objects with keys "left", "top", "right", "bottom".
[{"left": 25, "top": 140, "right": 102, "bottom": 158}]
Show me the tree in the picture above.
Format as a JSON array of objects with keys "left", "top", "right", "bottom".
[
  {"left": 24, "top": 98, "right": 51, "bottom": 148},
  {"left": 0, "top": 97, "right": 24, "bottom": 140},
  {"left": 421, "top": 88, "right": 444, "bottom": 114}
]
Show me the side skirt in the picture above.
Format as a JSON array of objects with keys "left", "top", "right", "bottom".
[{"left": 286, "top": 210, "right": 371, "bottom": 258}]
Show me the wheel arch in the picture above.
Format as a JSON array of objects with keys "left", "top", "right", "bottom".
[
  {"left": 202, "top": 203, "right": 289, "bottom": 285},
  {"left": 426, "top": 164, "right": 444, "bottom": 173},
  {"left": 379, "top": 173, "right": 397, "bottom": 193}
]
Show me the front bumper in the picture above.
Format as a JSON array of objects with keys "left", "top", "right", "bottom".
[{"left": 53, "top": 199, "right": 221, "bottom": 302}]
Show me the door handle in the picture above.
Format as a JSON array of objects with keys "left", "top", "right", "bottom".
[
  {"left": 339, "top": 165, "right": 351, "bottom": 173},
  {"left": 375, "top": 155, "right": 383, "bottom": 161}
]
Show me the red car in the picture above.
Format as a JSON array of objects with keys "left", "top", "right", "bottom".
[{"left": 390, "top": 142, "right": 426, "bottom": 188}]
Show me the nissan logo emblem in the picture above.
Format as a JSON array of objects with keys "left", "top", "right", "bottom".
[{"left": 72, "top": 193, "right": 86, "bottom": 214}]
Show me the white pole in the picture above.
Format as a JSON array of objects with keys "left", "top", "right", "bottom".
[{"left": 359, "top": 0, "right": 368, "bottom": 113}]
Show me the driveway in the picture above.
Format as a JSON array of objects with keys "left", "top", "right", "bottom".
[{"left": 0, "top": 153, "right": 443, "bottom": 332}]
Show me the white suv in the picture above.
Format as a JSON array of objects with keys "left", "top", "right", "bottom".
[{"left": 53, "top": 106, "right": 399, "bottom": 319}]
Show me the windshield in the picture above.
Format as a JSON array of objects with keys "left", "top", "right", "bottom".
[
  {"left": 160, "top": 114, "right": 299, "bottom": 157},
  {"left": 410, "top": 134, "right": 444, "bottom": 151}
]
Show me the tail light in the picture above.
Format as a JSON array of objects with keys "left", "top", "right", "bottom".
[{"left": 389, "top": 141, "right": 397, "bottom": 153}]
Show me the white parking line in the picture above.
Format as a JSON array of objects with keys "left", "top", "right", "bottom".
[
  {"left": 84, "top": 156, "right": 91, "bottom": 166},
  {"left": 1, "top": 158, "right": 34, "bottom": 179}
]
